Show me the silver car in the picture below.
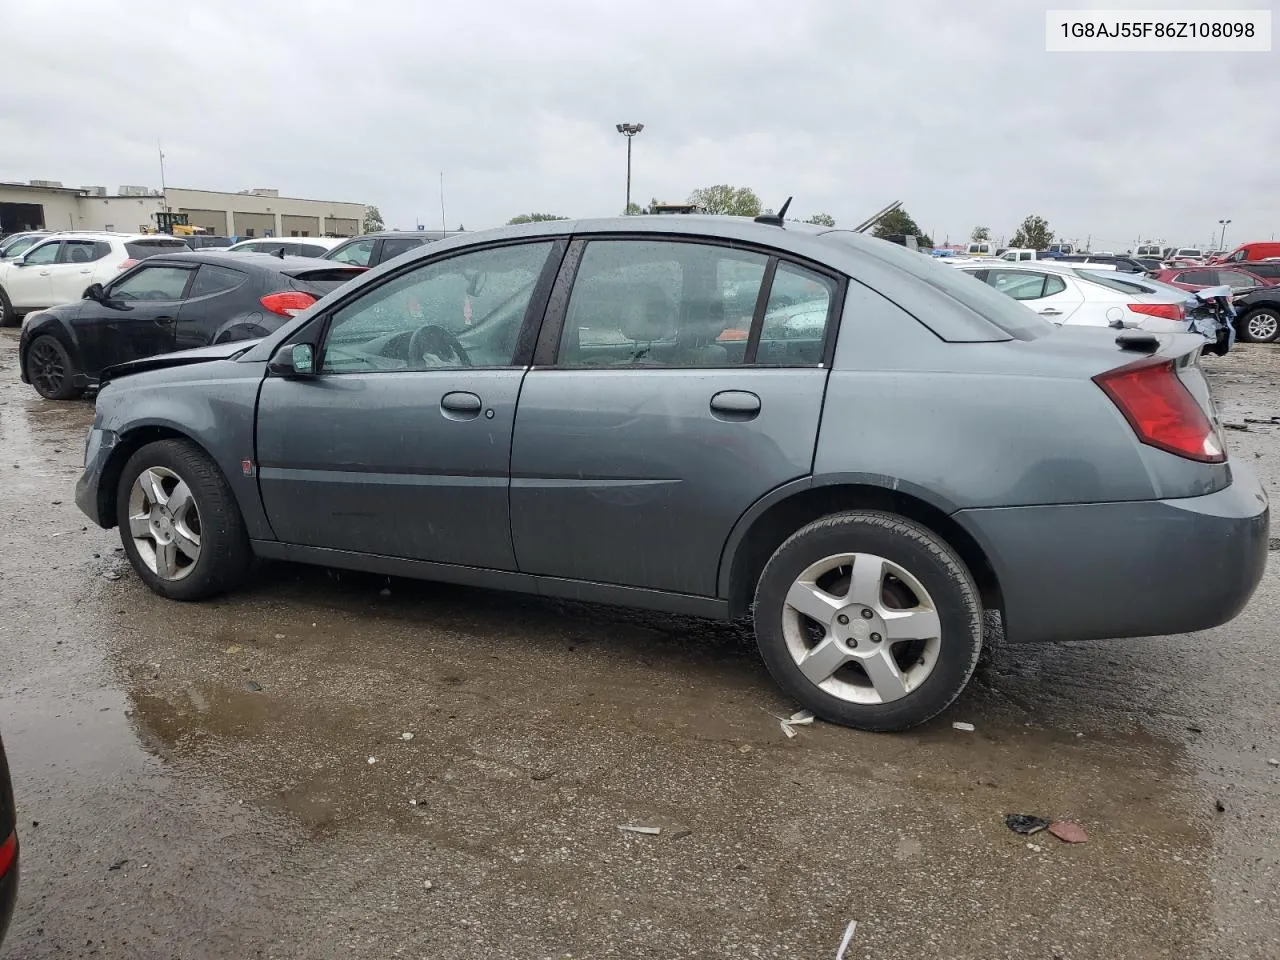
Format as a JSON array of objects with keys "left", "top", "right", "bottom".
[{"left": 73, "top": 217, "right": 1270, "bottom": 731}]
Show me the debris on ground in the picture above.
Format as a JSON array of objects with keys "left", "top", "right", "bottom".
[
  {"left": 423, "top": 879, "right": 433, "bottom": 890},
  {"left": 1026, "top": 842, "right": 1043, "bottom": 853},
  {"left": 668, "top": 827, "right": 693, "bottom": 840},
  {"left": 779, "top": 722, "right": 798, "bottom": 739},
  {"left": 1215, "top": 799, "right": 1227, "bottom": 813},
  {"left": 1268, "top": 758, "right": 1280, "bottom": 767},
  {"left": 774, "top": 708, "right": 816, "bottom": 738},
  {"left": 1222, "top": 421, "right": 1248, "bottom": 431},
  {"left": 224, "top": 645, "right": 243, "bottom": 654},
  {"left": 274, "top": 633, "right": 285, "bottom": 640},
  {"left": 244, "top": 680, "right": 262, "bottom": 692},
  {"left": 1005, "top": 814, "right": 1051, "bottom": 835},
  {"left": 952, "top": 721, "right": 976, "bottom": 732},
  {"left": 835, "top": 918, "right": 858, "bottom": 960},
  {"left": 379, "top": 587, "right": 391, "bottom": 597},
  {"left": 400, "top": 732, "right": 415, "bottom": 741},
  {"left": 1048, "top": 821, "right": 1088, "bottom": 843},
  {"left": 108, "top": 859, "right": 129, "bottom": 871},
  {"left": 617, "top": 824, "right": 662, "bottom": 835},
  {"left": 101, "top": 571, "right": 121, "bottom": 581},
  {"left": 1186, "top": 725, "right": 1202, "bottom": 734},
  {"left": 367, "top": 756, "right": 378, "bottom": 765}
]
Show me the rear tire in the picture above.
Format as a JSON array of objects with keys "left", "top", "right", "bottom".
[
  {"left": 0, "top": 287, "right": 15, "bottom": 328},
  {"left": 1238, "top": 307, "right": 1280, "bottom": 344},
  {"left": 753, "top": 510, "right": 982, "bottom": 732},
  {"left": 116, "top": 439, "right": 252, "bottom": 601},
  {"left": 24, "top": 335, "right": 82, "bottom": 400}
]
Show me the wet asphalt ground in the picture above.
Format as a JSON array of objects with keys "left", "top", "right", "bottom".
[{"left": 0, "top": 328, "right": 1277, "bottom": 960}]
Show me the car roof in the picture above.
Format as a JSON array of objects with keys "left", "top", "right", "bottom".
[
  {"left": 229, "top": 236, "right": 344, "bottom": 247},
  {"left": 344, "top": 231, "right": 450, "bottom": 241},
  {"left": 149, "top": 250, "right": 343, "bottom": 269},
  {"left": 39, "top": 231, "right": 182, "bottom": 242}
]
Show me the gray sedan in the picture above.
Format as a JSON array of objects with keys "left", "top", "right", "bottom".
[{"left": 74, "top": 217, "right": 1270, "bottom": 731}]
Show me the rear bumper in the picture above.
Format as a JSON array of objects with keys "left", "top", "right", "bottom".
[{"left": 957, "top": 463, "right": 1270, "bottom": 644}]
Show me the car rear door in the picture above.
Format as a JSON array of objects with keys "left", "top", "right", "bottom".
[
  {"left": 75, "top": 262, "right": 193, "bottom": 370},
  {"left": 508, "top": 236, "right": 838, "bottom": 598},
  {"left": 49, "top": 239, "right": 110, "bottom": 303},
  {"left": 254, "top": 239, "right": 563, "bottom": 569}
]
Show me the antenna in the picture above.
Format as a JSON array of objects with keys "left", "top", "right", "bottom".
[{"left": 754, "top": 196, "right": 793, "bottom": 227}]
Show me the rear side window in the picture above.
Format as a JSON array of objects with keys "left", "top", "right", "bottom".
[
  {"left": 1079, "top": 270, "right": 1151, "bottom": 295},
  {"left": 60, "top": 240, "right": 108, "bottom": 264},
  {"left": 126, "top": 240, "right": 189, "bottom": 260},
  {"left": 1218, "top": 270, "right": 1260, "bottom": 289},
  {"left": 380, "top": 237, "right": 427, "bottom": 261},
  {"left": 1177, "top": 270, "right": 1215, "bottom": 285},
  {"left": 189, "top": 264, "right": 247, "bottom": 298},
  {"left": 298, "top": 243, "right": 328, "bottom": 258},
  {"left": 757, "top": 262, "right": 836, "bottom": 365}
]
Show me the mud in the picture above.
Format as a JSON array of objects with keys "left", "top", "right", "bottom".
[{"left": 1, "top": 329, "right": 1277, "bottom": 959}]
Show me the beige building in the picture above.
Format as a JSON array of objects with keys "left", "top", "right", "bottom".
[{"left": 1, "top": 180, "right": 365, "bottom": 238}]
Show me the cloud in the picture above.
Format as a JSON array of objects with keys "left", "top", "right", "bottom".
[{"left": 4, "top": 0, "right": 1276, "bottom": 248}]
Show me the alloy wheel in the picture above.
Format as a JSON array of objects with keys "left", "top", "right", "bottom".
[
  {"left": 127, "top": 466, "right": 202, "bottom": 580},
  {"left": 1246, "top": 311, "right": 1279, "bottom": 343},
  {"left": 28, "top": 339, "right": 66, "bottom": 397},
  {"left": 781, "top": 552, "right": 942, "bottom": 705}
]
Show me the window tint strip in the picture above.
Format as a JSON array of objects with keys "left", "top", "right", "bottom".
[{"left": 744, "top": 257, "right": 779, "bottom": 365}]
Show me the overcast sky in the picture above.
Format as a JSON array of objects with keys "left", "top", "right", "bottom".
[{"left": 4, "top": 0, "right": 1276, "bottom": 249}]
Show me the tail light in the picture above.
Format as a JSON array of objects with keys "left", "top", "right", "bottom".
[
  {"left": 260, "top": 291, "right": 317, "bottom": 318},
  {"left": 1094, "top": 356, "right": 1224, "bottom": 463},
  {"left": 0, "top": 830, "right": 14, "bottom": 878},
  {"left": 1128, "top": 303, "right": 1183, "bottom": 321},
  {"left": 117, "top": 258, "right": 139, "bottom": 271}
]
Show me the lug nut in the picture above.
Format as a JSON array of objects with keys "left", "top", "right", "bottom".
[
  {"left": 870, "top": 633, "right": 882, "bottom": 643},
  {"left": 837, "top": 614, "right": 849, "bottom": 625},
  {"left": 860, "top": 609, "right": 873, "bottom": 619}
]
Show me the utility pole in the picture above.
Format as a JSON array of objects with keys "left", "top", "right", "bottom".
[
  {"left": 440, "top": 171, "right": 447, "bottom": 237},
  {"left": 157, "top": 141, "right": 169, "bottom": 220},
  {"left": 1218, "top": 218, "right": 1231, "bottom": 251},
  {"left": 615, "top": 123, "right": 644, "bottom": 213}
]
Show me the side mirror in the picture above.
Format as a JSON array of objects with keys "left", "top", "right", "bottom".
[
  {"left": 269, "top": 343, "right": 316, "bottom": 378},
  {"left": 84, "top": 283, "right": 105, "bottom": 302},
  {"left": 11, "top": 256, "right": 26, "bottom": 267}
]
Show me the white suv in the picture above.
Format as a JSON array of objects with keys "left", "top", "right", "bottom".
[{"left": 0, "top": 232, "right": 189, "bottom": 326}]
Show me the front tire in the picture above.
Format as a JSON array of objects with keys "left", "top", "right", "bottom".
[
  {"left": 753, "top": 511, "right": 982, "bottom": 732},
  {"left": 1238, "top": 307, "right": 1280, "bottom": 344},
  {"left": 115, "top": 439, "right": 252, "bottom": 601},
  {"left": 24, "top": 335, "right": 82, "bottom": 400}
]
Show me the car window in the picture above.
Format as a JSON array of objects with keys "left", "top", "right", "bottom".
[
  {"left": 321, "top": 241, "right": 553, "bottom": 373},
  {"left": 328, "top": 238, "right": 376, "bottom": 266},
  {"left": 1244, "top": 263, "right": 1280, "bottom": 279},
  {"left": 1078, "top": 270, "right": 1151, "bottom": 295},
  {"left": 126, "top": 239, "right": 189, "bottom": 260},
  {"left": 22, "top": 241, "right": 61, "bottom": 265},
  {"left": 757, "top": 262, "right": 836, "bottom": 365},
  {"left": 1218, "top": 271, "right": 1259, "bottom": 289},
  {"left": 58, "top": 240, "right": 107, "bottom": 264},
  {"left": 108, "top": 265, "right": 193, "bottom": 301},
  {"left": 380, "top": 238, "right": 427, "bottom": 262},
  {"left": 298, "top": 244, "right": 327, "bottom": 257},
  {"left": 3, "top": 235, "right": 44, "bottom": 258},
  {"left": 1042, "top": 274, "right": 1067, "bottom": 296},
  {"left": 557, "top": 239, "right": 768, "bottom": 368},
  {"left": 1177, "top": 270, "right": 1215, "bottom": 285},
  {"left": 188, "top": 264, "right": 247, "bottom": 298},
  {"left": 986, "top": 269, "right": 1048, "bottom": 300}
]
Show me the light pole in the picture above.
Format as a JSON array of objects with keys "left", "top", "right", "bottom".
[
  {"left": 615, "top": 123, "right": 644, "bottom": 213},
  {"left": 1218, "top": 218, "right": 1231, "bottom": 252}
]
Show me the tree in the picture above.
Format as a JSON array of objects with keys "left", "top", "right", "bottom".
[
  {"left": 970, "top": 225, "right": 991, "bottom": 243},
  {"left": 804, "top": 213, "right": 836, "bottom": 227},
  {"left": 363, "top": 205, "right": 384, "bottom": 232},
  {"left": 507, "top": 213, "right": 569, "bottom": 225},
  {"left": 623, "top": 202, "right": 644, "bottom": 216},
  {"left": 687, "top": 185, "right": 762, "bottom": 217},
  {"left": 1009, "top": 215, "right": 1054, "bottom": 250},
  {"left": 871, "top": 207, "right": 932, "bottom": 248}
]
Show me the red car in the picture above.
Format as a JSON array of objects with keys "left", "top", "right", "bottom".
[{"left": 1153, "top": 266, "right": 1275, "bottom": 294}]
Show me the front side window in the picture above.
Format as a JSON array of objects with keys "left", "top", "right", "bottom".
[
  {"left": 557, "top": 240, "right": 768, "bottom": 367},
  {"left": 380, "top": 238, "right": 426, "bottom": 262},
  {"left": 23, "top": 241, "right": 61, "bottom": 265},
  {"left": 321, "top": 241, "right": 553, "bottom": 373},
  {"left": 109, "top": 265, "right": 193, "bottom": 301},
  {"left": 986, "top": 269, "right": 1049, "bottom": 300},
  {"left": 1226, "top": 250, "right": 1246, "bottom": 262},
  {"left": 329, "top": 238, "right": 376, "bottom": 266},
  {"left": 1177, "top": 270, "right": 1214, "bottom": 285},
  {"left": 60, "top": 240, "right": 106, "bottom": 264},
  {"left": 1218, "top": 271, "right": 1259, "bottom": 289}
]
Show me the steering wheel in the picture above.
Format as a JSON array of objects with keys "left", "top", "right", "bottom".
[{"left": 407, "top": 323, "right": 472, "bottom": 367}]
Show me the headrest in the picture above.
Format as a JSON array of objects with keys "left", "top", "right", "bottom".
[{"left": 619, "top": 282, "right": 675, "bottom": 342}]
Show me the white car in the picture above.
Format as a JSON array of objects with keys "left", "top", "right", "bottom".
[
  {"left": 957, "top": 261, "right": 1189, "bottom": 333},
  {"left": 0, "top": 232, "right": 189, "bottom": 327},
  {"left": 225, "top": 237, "right": 344, "bottom": 257}
]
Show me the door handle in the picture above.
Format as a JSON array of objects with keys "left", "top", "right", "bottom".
[
  {"left": 153, "top": 316, "right": 175, "bottom": 325},
  {"left": 1038, "top": 308, "right": 1063, "bottom": 316},
  {"left": 440, "top": 391, "right": 483, "bottom": 420},
  {"left": 709, "top": 390, "right": 761, "bottom": 421},
  {"left": 79, "top": 269, "right": 92, "bottom": 274},
  {"left": 38, "top": 270, "right": 51, "bottom": 276}
]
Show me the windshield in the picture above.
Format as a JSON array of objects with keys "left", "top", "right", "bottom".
[
  {"left": 1, "top": 235, "right": 43, "bottom": 258},
  {"left": 823, "top": 233, "right": 1053, "bottom": 340}
]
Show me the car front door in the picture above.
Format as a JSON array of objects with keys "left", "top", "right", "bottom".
[
  {"left": 255, "top": 239, "right": 563, "bottom": 568},
  {"left": 5, "top": 239, "right": 61, "bottom": 308},
  {"left": 509, "top": 237, "right": 837, "bottom": 597},
  {"left": 49, "top": 239, "right": 110, "bottom": 303},
  {"left": 75, "top": 263, "right": 192, "bottom": 372}
]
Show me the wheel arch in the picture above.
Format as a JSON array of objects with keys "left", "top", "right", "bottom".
[
  {"left": 719, "top": 478, "right": 1004, "bottom": 619},
  {"left": 94, "top": 424, "right": 225, "bottom": 529}
]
